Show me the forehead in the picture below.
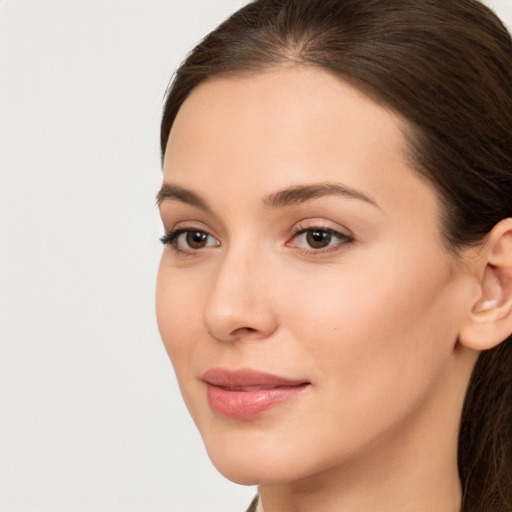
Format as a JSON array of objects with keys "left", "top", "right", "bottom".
[
  {"left": 165, "top": 66, "right": 406, "bottom": 165},
  {"left": 163, "top": 66, "right": 436, "bottom": 224},
  {"left": 166, "top": 67, "right": 408, "bottom": 190}
]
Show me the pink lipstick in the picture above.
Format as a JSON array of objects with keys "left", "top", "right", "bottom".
[{"left": 202, "top": 368, "right": 310, "bottom": 420}]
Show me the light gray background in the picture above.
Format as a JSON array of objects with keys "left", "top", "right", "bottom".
[{"left": 1, "top": 1, "right": 511, "bottom": 511}]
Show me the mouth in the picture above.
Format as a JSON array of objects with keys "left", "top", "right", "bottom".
[{"left": 202, "top": 368, "right": 311, "bottom": 420}]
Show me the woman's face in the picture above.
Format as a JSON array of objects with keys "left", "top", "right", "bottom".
[{"left": 156, "top": 67, "right": 474, "bottom": 485}]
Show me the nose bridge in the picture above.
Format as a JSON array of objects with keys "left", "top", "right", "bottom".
[{"left": 203, "top": 239, "right": 277, "bottom": 341}]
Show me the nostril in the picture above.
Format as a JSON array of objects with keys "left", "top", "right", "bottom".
[
  {"left": 228, "top": 326, "right": 260, "bottom": 339},
  {"left": 203, "top": 290, "right": 278, "bottom": 341},
  {"left": 234, "top": 326, "right": 257, "bottom": 335}
]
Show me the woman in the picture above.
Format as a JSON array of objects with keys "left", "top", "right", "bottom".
[{"left": 155, "top": 1, "right": 512, "bottom": 511}]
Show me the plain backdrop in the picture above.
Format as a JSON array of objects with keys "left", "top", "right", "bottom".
[{"left": 1, "top": 1, "right": 511, "bottom": 511}]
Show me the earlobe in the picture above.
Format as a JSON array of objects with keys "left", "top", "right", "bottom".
[{"left": 459, "top": 218, "right": 512, "bottom": 351}]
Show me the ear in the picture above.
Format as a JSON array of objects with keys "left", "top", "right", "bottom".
[{"left": 458, "top": 218, "right": 512, "bottom": 351}]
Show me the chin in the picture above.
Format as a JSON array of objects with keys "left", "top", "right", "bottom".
[
  {"left": 202, "top": 435, "right": 269, "bottom": 484},
  {"left": 201, "top": 429, "right": 316, "bottom": 486},
  {"left": 209, "top": 454, "right": 293, "bottom": 486},
  {"left": 214, "top": 463, "right": 263, "bottom": 486}
]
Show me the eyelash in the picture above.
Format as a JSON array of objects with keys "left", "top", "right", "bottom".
[
  {"left": 160, "top": 225, "right": 354, "bottom": 256},
  {"left": 160, "top": 228, "right": 218, "bottom": 255},
  {"left": 288, "top": 225, "right": 354, "bottom": 256}
]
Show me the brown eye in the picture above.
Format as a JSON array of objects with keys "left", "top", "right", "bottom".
[
  {"left": 287, "top": 226, "right": 353, "bottom": 254},
  {"left": 160, "top": 228, "right": 220, "bottom": 252},
  {"left": 186, "top": 230, "right": 209, "bottom": 249},
  {"left": 306, "top": 229, "right": 332, "bottom": 249}
]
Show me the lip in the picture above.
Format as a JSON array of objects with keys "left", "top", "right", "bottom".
[{"left": 202, "top": 368, "right": 310, "bottom": 420}]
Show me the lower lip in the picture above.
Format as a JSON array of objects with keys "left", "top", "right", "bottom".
[{"left": 206, "top": 383, "right": 309, "bottom": 420}]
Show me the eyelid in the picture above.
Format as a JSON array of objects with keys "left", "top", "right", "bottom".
[
  {"left": 160, "top": 223, "right": 221, "bottom": 254},
  {"left": 160, "top": 219, "right": 218, "bottom": 240},
  {"left": 286, "top": 220, "right": 355, "bottom": 255},
  {"left": 289, "top": 218, "right": 353, "bottom": 238}
]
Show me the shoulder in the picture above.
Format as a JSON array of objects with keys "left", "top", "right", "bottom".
[{"left": 244, "top": 495, "right": 259, "bottom": 512}]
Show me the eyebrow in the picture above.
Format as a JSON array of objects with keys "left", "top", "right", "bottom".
[
  {"left": 156, "top": 183, "right": 211, "bottom": 211},
  {"left": 263, "top": 182, "right": 380, "bottom": 209},
  {"left": 156, "top": 181, "right": 379, "bottom": 210}
]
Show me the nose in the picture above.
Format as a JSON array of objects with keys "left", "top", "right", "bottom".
[{"left": 203, "top": 246, "right": 278, "bottom": 342}]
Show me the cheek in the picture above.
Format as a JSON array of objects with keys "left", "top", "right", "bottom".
[
  {"left": 156, "top": 260, "right": 210, "bottom": 420},
  {"left": 156, "top": 260, "right": 200, "bottom": 373},
  {"left": 283, "top": 251, "right": 460, "bottom": 413}
]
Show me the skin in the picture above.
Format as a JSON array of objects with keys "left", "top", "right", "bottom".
[{"left": 156, "top": 67, "right": 483, "bottom": 512}]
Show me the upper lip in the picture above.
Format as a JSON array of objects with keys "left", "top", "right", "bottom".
[{"left": 202, "top": 367, "right": 309, "bottom": 389}]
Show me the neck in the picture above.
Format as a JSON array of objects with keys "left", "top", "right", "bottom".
[{"left": 258, "top": 444, "right": 462, "bottom": 512}]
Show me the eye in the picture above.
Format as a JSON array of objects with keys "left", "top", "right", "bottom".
[
  {"left": 160, "top": 229, "right": 220, "bottom": 252},
  {"left": 288, "top": 226, "right": 353, "bottom": 253},
  {"left": 304, "top": 229, "right": 336, "bottom": 249}
]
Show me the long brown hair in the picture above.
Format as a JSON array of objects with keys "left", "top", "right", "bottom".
[{"left": 160, "top": 1, "right": 512, "bottom": 510}]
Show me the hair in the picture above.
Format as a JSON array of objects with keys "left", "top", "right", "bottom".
[{"left": 160, "top": 1, "right": 512, "bottom": 510}]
